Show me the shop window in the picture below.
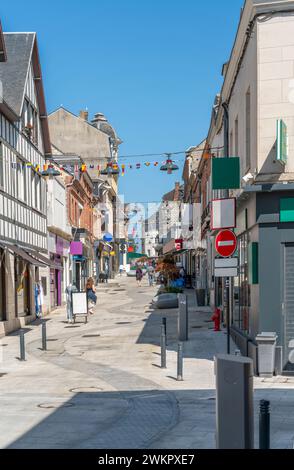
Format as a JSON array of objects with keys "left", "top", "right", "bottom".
[
  {"left": 0, "top": 142, "right": 3, "bottom": 188},
  {"left": 0, "top": 249, "right": 6, "bottom": 321},
  {"left": 233, "top": 232, "right": 251, "bottom": 333}
]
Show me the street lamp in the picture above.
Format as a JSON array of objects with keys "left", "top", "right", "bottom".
[
  {"left": 100, "top": 161, "right": 120, "bottom": 176},
  {"left": 160, "top": 154, "right": 179, "bottom": 174},
  {"left": 41, "top": 164, "right": 61, "bottom": 178}
]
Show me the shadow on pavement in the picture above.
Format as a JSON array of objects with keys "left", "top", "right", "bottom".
[{"left": 5, "top": 387, "right": 294, "bottom": 449}]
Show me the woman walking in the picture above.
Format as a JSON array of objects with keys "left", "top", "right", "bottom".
[
  {"left": 86, "top": 277, "right": 97, "bottom": 314},
  {"left": 136, "top": 266, "right": 143, "bottom": 287}
]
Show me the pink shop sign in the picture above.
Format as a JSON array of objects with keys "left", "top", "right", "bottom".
[{"left": 70, "top": 241, "right": 83, "bottom": 256}]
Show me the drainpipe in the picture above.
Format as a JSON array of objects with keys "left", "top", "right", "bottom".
[{"left": 222, "top": 102, "right": 231, "bottom": 355}]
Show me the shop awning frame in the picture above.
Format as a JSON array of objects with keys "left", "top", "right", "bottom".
[{"left": 0, "top": 242, "right": 46, "bottom": 267}]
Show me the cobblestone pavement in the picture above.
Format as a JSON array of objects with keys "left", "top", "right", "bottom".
[{"left": 0, "top": 276, "right": 294, "bottom": 449}]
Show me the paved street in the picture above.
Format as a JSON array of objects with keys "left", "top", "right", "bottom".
[{"left": 0, "top": 277, "right": 293, "bottom": 449}]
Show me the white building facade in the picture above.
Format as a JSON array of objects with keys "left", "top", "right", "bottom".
[{"left": 0, "top": 30, "right": 51, "bottom": 335}]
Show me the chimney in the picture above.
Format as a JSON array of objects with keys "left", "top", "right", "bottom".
[
  {"left": 79, "top": 110, "right": 89, "bottom": 121},
  {"left": 91, "top": 112, "right": 107, "bottom": 129}
]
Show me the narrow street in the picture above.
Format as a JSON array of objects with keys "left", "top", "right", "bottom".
[{"left": 0, "top": 277, "right": 294, "bottom": 450}]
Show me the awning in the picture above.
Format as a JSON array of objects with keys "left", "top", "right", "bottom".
[
  {"left": 0, "top": 243, "right": 46, "bottom": 267},
  {"left": 26, "top": 250, "right": 61, "bottom": 270}
]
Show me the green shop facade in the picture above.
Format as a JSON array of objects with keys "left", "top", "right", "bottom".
[
  {"left": 211, "top": 157, "right": 294, "bottom": 374},
  {"left": 230, "top": 184, "right": 294, "bottom": 375}
]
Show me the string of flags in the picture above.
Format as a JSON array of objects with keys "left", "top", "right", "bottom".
[{"left": 10, "top": 159, "right": 172, "bottom": 176}]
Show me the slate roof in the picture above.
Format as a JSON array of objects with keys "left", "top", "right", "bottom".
[{"left": 0, "top": 33, "right": 35, "bottom": 116}]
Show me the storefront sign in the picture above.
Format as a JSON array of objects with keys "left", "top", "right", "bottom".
[
  {"left": 211, "top": 198, "right": 236, "bottom": 230},
  {"left": 175, "top": 239, "right": 183, "bottom": 251},
  {"left": 212, "top": 157, "right": 240, "bottom": 190},
  {"left": 277, "top": 119, "right": 288, "bottom": 165},
  {"left": 70, "top": 241, "right": 83, "bottom": 256}
]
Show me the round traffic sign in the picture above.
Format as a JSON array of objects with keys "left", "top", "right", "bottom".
[{"left": 215, "top": 230, "right": 237, "bottom": 258}]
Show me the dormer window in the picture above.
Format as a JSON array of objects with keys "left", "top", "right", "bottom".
[{"left": 22, "top": 98, "right": 39, "bottom": 146}]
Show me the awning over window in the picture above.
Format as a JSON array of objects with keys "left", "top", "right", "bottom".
[
  {"left": 0, "top": 242, "right": 46, "bottom": 267},
  {"left": 26, "top": 250, "right": 61, "bottom": 270}
]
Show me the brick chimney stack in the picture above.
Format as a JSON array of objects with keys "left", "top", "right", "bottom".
[{"left": 79, "top": 110, "right": 89, "bottom": 121}]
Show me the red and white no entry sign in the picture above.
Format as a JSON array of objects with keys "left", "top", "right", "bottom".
[{"left": 215, "top": 230, "right": 237, "bottom": 258}]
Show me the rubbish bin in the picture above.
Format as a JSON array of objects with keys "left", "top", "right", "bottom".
[
  {"left": 196, "top": 288, "right": 205, "bottom": 307},
  {"left": 256, "top": 332, "right": 278, "bottom": 378}
]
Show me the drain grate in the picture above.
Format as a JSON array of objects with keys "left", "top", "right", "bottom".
[
  {"left": 69, "top": 386, "right": 103, "bottom": 393},
  {"left": 192, "top": 326, "right": 203, "bottom": 329},
  {"left": 38, "top": 402, "right": 74, "bottom": 409},
  {"left": 116, "top": 322, "right": 131, "bottom": 325},
  {"left": 0, "top": 373, "right": 7, "bottom": 378},
  {"left": 47, "top": 339, "right": 58, "bottom": 342},
  {"left": 83, "top": 334, "right": 101, "bottom": 338}
]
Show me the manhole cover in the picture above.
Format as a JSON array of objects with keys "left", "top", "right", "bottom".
[
  {"left": 0, "top": 373, "right": 7, "bottom": 377},
  {"left": 69, "top": 386, "right": 103, "bottom": 393},
  {"left": 0, "top": 344, "right": 8, "bottom": 347},
  {"left": 83, "top": 334, "right": 101, "bottom": 338},
  {"left": 38, "top": 402, "right": 74, "bottom": 409}
]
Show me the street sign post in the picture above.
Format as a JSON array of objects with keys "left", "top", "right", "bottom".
[{"left": 215, "top": 230, "right": 237, "bottom": 258}]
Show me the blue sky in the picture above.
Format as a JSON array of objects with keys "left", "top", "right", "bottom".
[{"left": 1, "top": 0, "right": 244, "bottom": 203}]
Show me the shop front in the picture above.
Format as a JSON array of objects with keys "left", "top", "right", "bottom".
[{"left": 48, "top": 233, "right": 71, "bottom": 309}]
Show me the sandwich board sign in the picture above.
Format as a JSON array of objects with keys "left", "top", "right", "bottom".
[
  {"left": 211, "top": 198, "right": 236, "bottom": 231},
  {"left": 72, "top": 292, "right": 88, "bottom": 323}
]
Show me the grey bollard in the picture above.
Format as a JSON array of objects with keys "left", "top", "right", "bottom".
[
  {"left": 42, "top": 321, "right": 47, "bottom": 351},
  {"left": 161, "top": 324, "right": 167, "bottom": 369},
  {"left": 259, "top": 400, "right": 270, "bottom": 450},
  {"left": 20, "top": 329, "right": 25, "bottom": 361},
  {"left": 178, "top": 294, "right": 188, "bottom": 342},
  {"left": 162, "top": 317, "right": 167, "bottom": 345},
  {"left": 215, "top": 354, "right": 254, "bottom": 449},
  {"left": 177, "top": 342, "right": 184, "bottom": 381}
]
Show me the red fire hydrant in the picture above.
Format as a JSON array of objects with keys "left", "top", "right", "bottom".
[{"left": 212, "top": 308, "right": 221, "bottom": 332}]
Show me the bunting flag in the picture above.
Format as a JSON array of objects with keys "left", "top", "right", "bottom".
[{"left": 10, "top": 158, "right": 181, "bottom": 174}]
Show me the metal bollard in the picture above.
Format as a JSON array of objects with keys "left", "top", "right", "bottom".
[
  {"left": 19, "top": 329, "right": 25, "bottom": 361},
  {"left": 177, "top": 342, "right": 184, "bottom": 381},
  {"left": 42, "top": 320, "right": 47, "bottom": 351},
  {"left": 161, "top": 324, "right": 167, "bottom": 369},
  {"left": 259, "top": 400, "right": 270, "bottom": 450},
  {"left": 162, "top": 317, "right": 167, "bottom": 345}
]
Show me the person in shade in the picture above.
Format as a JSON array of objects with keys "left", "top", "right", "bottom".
[
  {"left": 86, "top": 277, "right": 97, "bottom": 314},
  {"left": 65, "top": 282, "right": 78, "bottom": 324},
  {"left": 136, "top": 266, "right": 143, "bottom": 287}
]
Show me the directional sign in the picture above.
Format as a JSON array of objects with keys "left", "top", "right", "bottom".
[
  {"left": 215, "top": 230, "right": 237, "bottom": 258},
  {"left": 214, "top": 257, "right": 238, "bottom": 278},
  {"left": 214, "top": 267, "right": 238, "bottom": 278}
]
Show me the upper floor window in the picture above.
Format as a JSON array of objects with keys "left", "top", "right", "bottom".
[
  {"left": 0, "top": 141, "right": 3, "bottom": 188},
  {"left": 246, "top": 88, "right": 251, "bottom": 170},
  {"left": 22, "top": 98, "right": 39, "bottom": 147},
  {"left": 235, "top": 117, "right": 239, "bottom": 157}
]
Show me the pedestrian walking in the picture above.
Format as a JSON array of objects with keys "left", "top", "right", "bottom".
[
  {"left": 136, "top": 266, "right": 143, "bottom": 287},
  {"left": 147, "top": 264, "right": 155, "bottom": 286},
  {"left": 119, "top": 264, "right": 124, "bottom": 276},
  {"left": 65, "top": 283, "right": 78, "bottom": 324},
  {"left": 86, "top": 277, "right": 97, "bottom": 314}
]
